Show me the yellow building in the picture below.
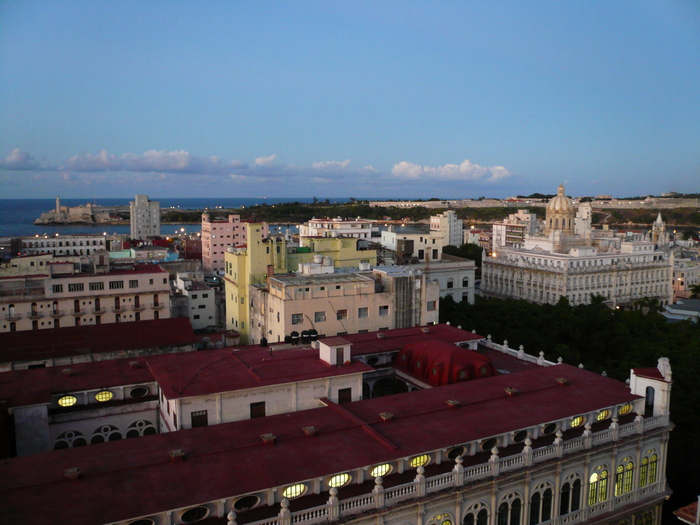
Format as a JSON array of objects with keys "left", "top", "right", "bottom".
[{"left": 224, "top": 224, "right": 378, "bottom": 343}]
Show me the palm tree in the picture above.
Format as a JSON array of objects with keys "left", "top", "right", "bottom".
[{"left": 690, "top": 283, "right": 700, "bottom": 299}]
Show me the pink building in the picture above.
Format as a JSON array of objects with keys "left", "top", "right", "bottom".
[{"left": 201, "top": 213, "right": 268, "bottom": 273}]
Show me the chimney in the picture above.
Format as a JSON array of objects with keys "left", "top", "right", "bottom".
[
  {"left": 64, "top": 467, "right": 80, "bottom": 480},
  {"left": 169, "top": 449, "right": 185, "bottom": 462}
]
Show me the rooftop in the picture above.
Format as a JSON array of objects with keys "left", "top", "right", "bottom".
[
  {"left": 148, "top": 346, "right": 373, "bottom": 400},
  {"left": 271, "top": 272, "right": 375, "bottom": 286},
  {"left": 0, "top": 362, "right": 641, "bottom": 525}
]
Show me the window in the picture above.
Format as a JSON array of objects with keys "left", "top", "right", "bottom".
[
  {"left": 619, "top": 403, "right": 633, "bottom": 416},
  {"left": 379, "top": 305, "right": 389, "bottom": 316},
  {"left": 52, "top": 284, "right": 63, "bottom": 293},
  {"left": 58, "top": 395, "right": 78, "bottom": 407},
  {"left": 336, "top": 309, "right": 348, "bottom": 320},
  {"left": 328, "top": 473, "right": 351, "bottom": 488},
  {"left": 615, "top": 458, "right": 634, "bottom": 496},
  {"left": 370, "top": 463, "right": 392, "bottom": 477},
  {"left": 464, "top": 509, "right": 488, "bottom": 525},
  {"left": 358, "top": 307, "right": 369, "bottom": 318},
  {"left": 498, "top": 495, "right": 522, "bottom": 525},
  {"left": 315, "top": 311, "right": 326, "bottom": 322},
  {"left": 409, "top": 454, "right": 430, "bottom": 468},
  {"left": 128, "top": 280, "right": 138, "bottom": 288},
  {"left": 68, "top": 283, "right": 84, "bottom": 292},
  {"left": 597, "top": 410, "right": 611, "bottom": 421},
  {"left": 191, "top": 410, "right": 208, "bottom": 428},
  {"left": 181, "top": 506, "right": 209, "bottom": 523},
  {"left": 588, "top": 466, "right": 609, "bottom": 505},
  {"left": 89, "top": 282, "right": 104, "bottom": 291},
  {"left": 529, "top": 485, "right": 552, "bottom": 525},
  {"left": 95, "top": 390, "right": 114, "bottom": 402},
  {"left": 292, "top": 313, "right": 303, "bottom": 325},
  {"left": 250, "top": 401, "right": 265, "bottom": 419},
  {"left": 109, "top": 280, "right": 124, "bottom": 290},
  {"left": 427, "top": 301, "right": 436, "bottom": 311},
  {"left": 570, "top": 415, "right": 585, "bottom": 428},
  {"left": 282, "top": 484, "right": 307, "bottom": 499},
  {"left": 338, "top": 388, "right": 352, "bottom": 404},
  {"left": 198, "top": 304, "right": 206, "bottom": 309},
  {"left": 462, "top": 277, "right": 469, "bottom": 287},
  {"left": 560, "top": 478, "right": 582, "bottom": 515},
  {"left": 447, "top": 278, "right": 454, "bottom": 289}
]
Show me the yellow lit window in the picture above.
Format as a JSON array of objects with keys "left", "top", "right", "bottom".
[
  {"left": 597, "top": 410, "right": 611, "bottom": 421},
  {"left": 370, "top": 463, "right": 392, "bottom": 478},
  {"left": 619, "top": 403, "right": 633, "bottom": 416},
  {"left": 282, "top": 484, "right": 307, "bottom": 499},
  {"left": 409, "top": 454, "right": 430, "bottom": 468},
  {"left": 58, "top": 395, "right": 77, "bottom": 407},
  {"left": 95, "top": 390, "right": 114, "bottom": 402},
  {"left": 328, "top": 473, "right": 351, "bottom": 488},
  {"left": 571, "top": 416, "right": 585, "bottom": 428}
]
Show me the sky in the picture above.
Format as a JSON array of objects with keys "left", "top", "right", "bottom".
[{"left": 1, "top": 1, "right": 699, "bottom": 200}]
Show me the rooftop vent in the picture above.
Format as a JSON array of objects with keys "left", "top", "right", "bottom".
[
  {"left": 446, "top": 399, "right": 460, "bottom": 409},
  {"left": 505, "top": 387, "right": 519, "bottom": 397},
  {"left": 261, "top": 433, "right": 276, "bottom": 445},
  {"left": 129, "top": 361, "right": 140, "bottom": 369},
  {"left": 169, "top": 449, "right": 185, "bottom": 462},
  {"left": 377, "top": 333, "right": 385, "bottom": 339},
  {"left": 64, "top": 467, "right": 80, "bottom": 481},
  {"left": 302, "top": 426, "right": 317, "bottom": 437},
  {"left": 556, "top": 377, "right": 570, "bottom": 386},
  {"left": 422, "top": 327, "right": 430, "bottom": 333},
  {"left": 62, "top": 368, "right": 72, "bottom": 376},
  {"left": 379, "top": 412, "right": 394, "bottom": 422}
]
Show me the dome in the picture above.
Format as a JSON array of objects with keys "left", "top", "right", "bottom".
[{"left": 547, "top": 184, "right": 575, "bottom": 213}]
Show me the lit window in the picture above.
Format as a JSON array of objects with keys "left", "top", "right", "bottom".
[
  {"left": 328, "top": 473, "right": 351, "bottom": 488},
  {"left": 282, "top": 483, "right": 307, "bottom": 499},
  {"left": 619, "top": 403, "right": 633, "bottom": 416},
  {"left": 58, "top": 395, "right": 78, "bottom": 407},
  {"left": 370, "top": 463, "right": 392, "bottom": 477},
  {"left": 597, "top": 410, "right": 611, "bottom": 421},
  {"left": 95, "top": 390, "right": 114, "bottom": 402},
  {"left": 409, "top": 454, "right": 430, "bottom": 468},
  {"left": 570, "top": 416, "right": 585, "bottom": 428}
]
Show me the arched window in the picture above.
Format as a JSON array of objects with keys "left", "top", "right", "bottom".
[
  {"left": 644, "top": 386, "right": 655, "bottom": 417},
  {"left": 614, "top": 458, "right": 634, "bottom": 496},
  {"left": 588, "top": 466, "right": 608, "bottom": 506},
  {"left": 73, "top": 299, "right": 80, "bottom": 313},
  {"left": 115, "top": 297, "right": 121, "bottom": 310},
  {"left": 134, "top": 295, "right": 140, "bottom": 308},
  {"left": 529, "top": 485, "right": 552, "bottom": 525},
  {"left": 447, "top": 278, "right": 454, "bottom": 289},
  {"left": 153, "top": 294, "right": 159, "bottom": 307},
  {"left": 52, "top": 301, "right": 59, "bottom": 315},
  {"left": 498, "top": 495, "right": 521, "bottom": 525},
  {"left": 462, "top": 277, "right": 469, "bottom": 287},
  {"left": 463, "top": 507, "right": 488, "bottom": 525}
]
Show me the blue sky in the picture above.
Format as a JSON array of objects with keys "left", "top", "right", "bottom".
[{"left": 1, "top": 1, "right": 698, "bottom": 199}]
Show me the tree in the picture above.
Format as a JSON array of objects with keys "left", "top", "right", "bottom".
[{"left": 690, "top": 284, "right": 700, "bottom": 299}]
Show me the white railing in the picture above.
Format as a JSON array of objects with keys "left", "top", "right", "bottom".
[{"left": 235, "top": 417, "right": 668, "bottom": 525}]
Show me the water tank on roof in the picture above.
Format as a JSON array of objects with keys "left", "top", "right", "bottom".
[
  {"left": 309, "top": 329, "right": 318, "bottom": 342},
  {"left": 301, "top": 330, "right": 310, "bottom": 344},
  {"left": 260, "top": 337, "right": 268, "bottom": 348},
  {"left": 284, "top": 335, "right": 292, "bottom": 344},
  {"left": 323, "top": 256, "right": 332, "bottom": 266},
  {"left": 314, "top": 254, "right": 323, "bottom": 264},
  {"left": 290, "top": 331, "right": 299, "bottom": 345}
]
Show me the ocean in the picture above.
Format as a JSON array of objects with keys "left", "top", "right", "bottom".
[{"left": 0, "top": 197, "right": 352, "bottom": 238}]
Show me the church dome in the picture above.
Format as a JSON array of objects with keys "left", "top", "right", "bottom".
[{"left": 547, "top": 184, "right": 575, "bottom": 213}]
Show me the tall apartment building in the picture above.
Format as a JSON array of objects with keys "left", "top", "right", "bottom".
[
  {"left": 491, "top": 209, "right": 539, "bottom": 251},
  {"left": 0, "top": 259, "right": 171, "bottom": 332},
  {"left": 430, "top": 210, "right": 463, "bottom": 247},
  {"left": 201, "top": 213, "right": 269, "bottom": 273},
  {"left": 129, "top": 195, "right": 160, "bottom": 240},
  {"left": 0, "top": 324, "right": 673, "bottom": 525},
  {"left": 482, "top": 185, "right": 674, "bottom": 308},
  {"left": 247, "top": 262, "right": 440, "bottom": 344},
  {"left": 225, "top": 224, "right": 378, "bottom": 343}
]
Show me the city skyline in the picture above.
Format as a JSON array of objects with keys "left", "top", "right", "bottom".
[{"left": 1, "top": 1, "right": 699, "bottom": 199}]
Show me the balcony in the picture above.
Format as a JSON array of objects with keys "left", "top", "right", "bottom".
[
  {"left": 28, "top": 312, "right": 43, "bottom": 320},
  {"left": 132, "top": 304, "right": 146, "bottom": 312},
  {"left": 50, "top": 310, "right": 63, "bottom": 318},
  {"left": 4, "top": 313, "right": 21, "bottom": 321},
  {"left": 92, "top": 307, "right": 106, "bottom": 314},
  {"left": 72, "top": 309, "right": 85, "bottom": 316},
  {"left": 113, "top": 306, "right": 125, "bottom": 313},
  {"left": 151, "top": 303, "right": 165, "bottom": 309}
]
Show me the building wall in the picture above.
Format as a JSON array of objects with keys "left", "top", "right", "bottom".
[
  {"left": 21, "top": 235, "right": 107, "bottom": 256},
  {"left": 129, "top": 195, "right": 160, "bottom": 240},
  {"left": 0, "top": 267, "right": 171, "bottom": 332},
  {"left": 167, "top": 374, "right": 364, "bottom": 431}
]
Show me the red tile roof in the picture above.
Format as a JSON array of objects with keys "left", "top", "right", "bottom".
[
  {"left": 0, "top": 317, "right": 196, "bottom": 364},
  {"left": 0, "top": 363, "right": 641, "bottom": 525},
  {"left": 633, "top": 367, "right": 666, "bottom": 381},
  {"left": 149, "top": 346, "right": 373, "bottom": 399}
]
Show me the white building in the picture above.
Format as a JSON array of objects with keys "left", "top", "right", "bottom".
[
  {"left": 21, "top": 234, "right": 108, "bottom": 257},
  {"left": 492, "top": 209, "right": 539, "bottom": 251},
  {"left": 672, "top": 258, "right": 700, "bottom": 299},
  {"left": 400, "top": 255, "right": 477, "bottom": 304},
  {"left": 482, "top": 185, "right": 674, "bottom": 307},
  {"left": 174, "top": 272, "right": 216, "bottom": 330},
  {"left": 430, "top": 210, "right": 463, "bottom": 247},
  {"left": 129, "top": 195, "right": 160, "bottom": 240},
  {"left": 300, "top": 217, "right": 378, "bottom": 239}
]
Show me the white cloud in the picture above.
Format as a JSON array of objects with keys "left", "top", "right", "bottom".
[
  {"left": 312, "top": 159, "right": 351, "bottom": 170},
  {"left": 255, "top": 154, "right": 276, "bottom": 166},
  {"left": 0, "top": 149, "right": 41, "bottom": 170},
  {"left": 64, "top": 150, "right": 248, "bottom": 174},
  {"left": 391, "top": 159, "right": 511, "bottom": 182}
]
